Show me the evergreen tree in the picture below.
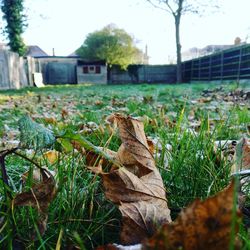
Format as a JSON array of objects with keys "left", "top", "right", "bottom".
[{"left": 1, "top": 0, "right": 27, "bottom": 56}]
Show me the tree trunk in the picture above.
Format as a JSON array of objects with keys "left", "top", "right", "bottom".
[
  {"left": 107, "top": 65, "right": 112, "bottom": 83},
  {"left": 175, "top": 15, "right": 182, "bottom": 83}
]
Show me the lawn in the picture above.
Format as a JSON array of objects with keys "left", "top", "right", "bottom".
[{"left": 0, "top": 82, "right": 249, "bottom": 249}]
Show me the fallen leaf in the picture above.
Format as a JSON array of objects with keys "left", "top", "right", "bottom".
[
  {"left": 214, "top": 140, "right": 237, "bottom": 174},
  {"left": 61, "top": 108, "right": 69, "bottom": 119},
  {"left": 91, "top": 114, "right": 171, "bottom": 245},
  {"left": 71, "top": 140, "right": 86, "bottom": 155},
  {"left": 96, "top": 244, "right": 142, "bottom": 250},
  {"left": 44, "top": 116, "right": 57, "bottom": 125},
  {"left": 86, "top": 147, "right": 117, "bottom": 169},
  {"left": 197, "top": 97, "right": 212, "bottom": 103},
  {"left": 222, "top": 138, "right": 250, "bottom": 174},
  {"left": 143, "top": 181, "right": 241, "bottom": 250},
  {"left": 14, "top": 168, "right": 56, "bottom": 211},
  {"left": 43, "top": 150, "right": 59, "bottom": 164},
  {"left": 14, "top": 168, "right": 57, "bottom": 237},
  {"left": 95, "top": 100, "right": 103, "bottom": 105},
  {"left": 96, "top": 244, "right": 119, "bottom": 250},
  {"left": 241, "top": 138, "right": 250, "bottom": 169}
]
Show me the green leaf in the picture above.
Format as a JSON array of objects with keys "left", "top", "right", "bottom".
[
  {"left": 18, "top": 115, "right": 55, "bottom": 150},
  {"left": 57, "top": 138, "right": 74, "bottom": 153}
]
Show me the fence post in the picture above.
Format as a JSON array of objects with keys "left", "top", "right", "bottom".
[
  {"left": 237, "top": 47, "right": 243, "bottom": 85},
  {"left": 198, "top": 58, "right": 201, "bottom": 81},
  {"left": 190, "top": 60, "right": 193, "bottom": 81},
  {"left": 208, "top": 56, "right": 212, "bottom": 81},
  {"left": 182, "top": 61, "right": 185, "bottom": 82},
  {"left": 220, "top": 52, "right": 224, "bottom": 82}
]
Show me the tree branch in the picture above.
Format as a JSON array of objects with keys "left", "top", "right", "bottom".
[
  {"left": 164, "top": 0, "right": 176, "bottom": 16},
  {"left": 145, "top": 0, "right": 172, "bottom": 15}
]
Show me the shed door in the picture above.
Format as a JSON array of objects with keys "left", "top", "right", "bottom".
[{"left": 45, "top": 62, "right": 76, "bottom": 84}]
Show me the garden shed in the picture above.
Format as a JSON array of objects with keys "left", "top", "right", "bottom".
[{"left": 77, "top": 60, "right": 107, "bottom": 84}]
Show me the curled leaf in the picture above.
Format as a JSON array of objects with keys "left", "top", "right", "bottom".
[
  {"left": 143, "top": 181, "right": 241, "bottom": 250},
  {"left": 90, "top": 114, "right": 171, "bottom": 245}
]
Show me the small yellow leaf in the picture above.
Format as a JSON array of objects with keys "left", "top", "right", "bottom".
[{"left": 43, "top": 150, "right": 59, "bottom": 164}]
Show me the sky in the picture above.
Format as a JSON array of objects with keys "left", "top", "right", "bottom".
[{"left": 1, "top": 0, "right": 250, "bottom": 64}]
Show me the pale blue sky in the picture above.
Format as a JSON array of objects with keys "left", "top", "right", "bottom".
[{"left": 1, "top": 0, "right": 250, "bottom": 64}]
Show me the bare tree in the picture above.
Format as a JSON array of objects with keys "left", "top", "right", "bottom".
[{"left": 145, "top": 0, "right": 219, "bottom": 83}]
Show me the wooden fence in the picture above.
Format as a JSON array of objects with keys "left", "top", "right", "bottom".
[
  {"left": 182, "top": 44, "right": 250, "bottom": 82},
  {"left": 109, "top": 64, "right": 176, "bottom": 84},
  {"left": 0, "top": 50, "right": 33, "bottom": 89}
]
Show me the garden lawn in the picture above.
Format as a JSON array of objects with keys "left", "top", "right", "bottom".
[{"left": 0, "top": 82, "right": 249, "bottom": 249}]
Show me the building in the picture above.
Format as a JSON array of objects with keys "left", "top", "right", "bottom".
[
  {"left": 77, "top": 60, "right": 107, "bottom": 84},
  {"left": 25, "top": 45, "right": 49, "bottom": 57}
]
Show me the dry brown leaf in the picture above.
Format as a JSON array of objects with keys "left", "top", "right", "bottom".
[
  {"left": 143, "top": 181, "right": 241, "bottom": 250},
  {"left": 221, "top": 138, "right": 250, "bottom": 174},
  {"left": 241, "top": 138, "right": 250, "bottom": 169},
  {"left": 92, "top": 114, "right": 171, "bottom": 245},
  {"left": 214, "top": 140, "right": 237, "bottom": 173},
  {"left": 44, "top": 117, "right": 57, "bottom": 125},
  {"left": 71, "top": 140, "right": 86, "bottom": 155},
  {"left": 14, "top": 168, "right": 57, "bottom": 237},
  {"left": 14, "top": 168, "right": 56, "bottom": 212},
  {"left": 95, "top": 100, "right": 103, "bottom": 105},
  {"left": 106, "top": 113, "right": 118, "bottom": 133},
  {"left": 86, "top": 147, "right": 117, "bottom": 168},
  {"left": 197, "top": 97, "right": 212, "bottom": 103},
  {"left": 164, "top": 117, "right": 176, "bottom": 128},
  {"left": 61, "top": 108, "right": 69, "bottom": 119},
  {"left": 146, "top": 138, "right": 155, "bottom": 155},
  {"left": 96, "top": 244, "right": 119, "bottom": 250}
]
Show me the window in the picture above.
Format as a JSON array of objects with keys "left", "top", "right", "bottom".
[
  {"left": 89, "top": 66, "right": 95, "bottom": 72},
  {"left": 95, "top": 66, "right": 101, "bottom": 74},
  {"left": 83, "top": 66, "right": 88, "bottom": 74},
  {"left": 82, "top": 65, "right": 102, "bottom": 74}
]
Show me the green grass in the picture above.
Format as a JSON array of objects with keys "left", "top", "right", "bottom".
[{"left": 0, "top": 82, "right": 249, "bottom": 249}]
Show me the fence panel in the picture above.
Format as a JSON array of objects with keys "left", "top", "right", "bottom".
[{"left": 182, "top": 44, "right": 250, "bottom": 82}]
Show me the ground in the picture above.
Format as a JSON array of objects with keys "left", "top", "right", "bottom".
[{"left": 0, "top": 82, "right": 249, "bottom": 249}]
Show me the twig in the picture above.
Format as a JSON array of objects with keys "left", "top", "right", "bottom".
[
  {"left": 13, "top": 151, "right": 42, "bottom": 169},
  {"left": 0, "top": 155, "right": 9, "bottom": 186},
  {"left": 0, "top": 148, "right": 18, "bottom": 187}
]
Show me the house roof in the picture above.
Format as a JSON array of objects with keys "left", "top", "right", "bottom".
[
  {"left": 77, "top": 59, "right": 106, "bottom": 65},
  {"left": 25, "top": 45, "right": 48, "bottom": 57}
]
